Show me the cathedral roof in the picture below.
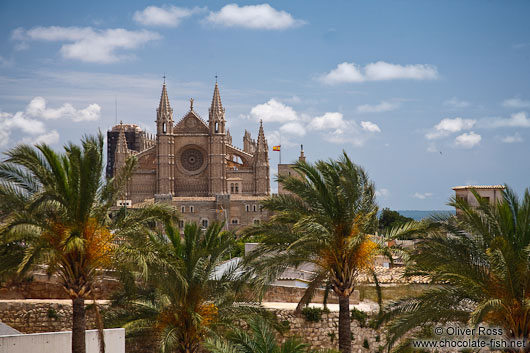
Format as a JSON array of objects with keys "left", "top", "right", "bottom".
[{"left": 174, "top": 110, "right": 209, "bottom": 133}]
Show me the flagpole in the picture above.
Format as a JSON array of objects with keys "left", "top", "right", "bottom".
[{"left": 279, "top": 133, "right": 282, "bottom": 164}]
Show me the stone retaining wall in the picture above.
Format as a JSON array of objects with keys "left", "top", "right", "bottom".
[
  {"left": 263, "top": 285, "right": 360, "bottom": 304},
  {"left": 273, "top": 309, "right": 384, "bottom": 353},
  {"left": 0, "top": 301, "right": 383, "bottom": 353},
  {"left": 0, "top": 272, "right": 120, "bottom": 300},
  {"left": 0, "top": 300, "right": 101, "bottom": 333}
]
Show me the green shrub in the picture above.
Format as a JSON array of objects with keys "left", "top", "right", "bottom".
[
  {"left": 351, "top": 307, "right": 368, "bottom": 327},
  {"left": 47, "top": 308, "right": 58, "bottom": 320},
  {"left": 301, "top": 307, "right": 324, "bottom": 322},
  {"left": 363, "top": 338, "right": 370, "bottom": 349}
]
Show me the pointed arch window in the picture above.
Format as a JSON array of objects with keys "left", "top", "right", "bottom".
[
  {"left": 215, "top": 122, "right": 219, "bottom": 133},
  {"left": 163, "top": 122, "right": 167, "bottom": 133}
]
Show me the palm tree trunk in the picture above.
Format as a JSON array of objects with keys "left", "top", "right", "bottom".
[
  {"left": 72, "top": 297, "right": 86, "bottom": 353},
  {"left": 338, "top": 295, "right": 352, "bottom": 353}
]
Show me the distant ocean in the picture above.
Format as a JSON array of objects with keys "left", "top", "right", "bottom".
[{"left": 396, "top": 210, "right": 455, "bottom": 221}]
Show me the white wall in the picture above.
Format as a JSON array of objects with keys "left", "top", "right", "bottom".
[{"left": 0, "top": 328, "right": 125, "bottom": 353}]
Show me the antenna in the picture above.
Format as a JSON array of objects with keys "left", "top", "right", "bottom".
[{"left": 115, "top": 95, "right": 117, "bottom": 125}]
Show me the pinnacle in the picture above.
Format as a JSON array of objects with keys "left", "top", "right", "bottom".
[
  {"left": 210, "top": 82, "right": 223, "bottom": 113},
  {"left": 158, "top": 82, "right": 172, "bottom": 114},
  {"left": 258, "top": 120, "right": 265, "bottom": 139},
  {"left": 257, "top": 120, "right": 267, "bottom": 151}
]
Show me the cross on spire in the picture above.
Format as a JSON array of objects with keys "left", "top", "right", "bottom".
[{"left": 163, "top": 74, "right": 166, "bottom": 84}]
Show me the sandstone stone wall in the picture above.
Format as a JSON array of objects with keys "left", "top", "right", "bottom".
[
  {"left": 0, "top": 301, "right": 383, "bottom": 353},
  {"left": 358, "top": 266, "right": 429, "bottom": 284},
  {"left": 0, "top": 300, "right": 101, "bottom": 333},
  {"left": 273, "top": 309, "right": 384, "bottom": 353},
  {"left": 263, "top": 285, "right": 360, "bottom": 304},
  {"left": 0, "top": 272, "right": 120, "bottom": 300}
]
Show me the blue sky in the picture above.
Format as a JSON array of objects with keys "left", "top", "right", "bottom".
[{"left": 0, "top": 0, "right": 529, "bottom": 210}]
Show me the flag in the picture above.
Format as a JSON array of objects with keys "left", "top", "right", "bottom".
[{"left": 273, "top": 145, "right": 281, "bottom": 151}]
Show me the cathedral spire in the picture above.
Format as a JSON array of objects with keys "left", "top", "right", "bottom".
[
  {"left": 209, "top": 81, "right": 226, "bottom": 134},
  {"left": 156, "top": 81, "right": 173, "bottom": 135},
  {"left": 158, "top": 82, "right": 172, "bottom": 115},
  {"left": 210, "top": 82, "right": 224, "bottom": 115},
  {"left": 257, "top": 120, "right": 267, "bottom": 152}
]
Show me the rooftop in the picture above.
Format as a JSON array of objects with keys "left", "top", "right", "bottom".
[{"left": 452, "top": 185, "right": 505, "bottom": 190}]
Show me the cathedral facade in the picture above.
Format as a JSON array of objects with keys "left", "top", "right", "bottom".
[{"left": 109, "top": 82, "right": 272, "bottom": 229}]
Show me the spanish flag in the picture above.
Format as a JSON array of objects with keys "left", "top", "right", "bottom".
[{"left": 273, "top": 145, "right": 281, "bottom": 151}]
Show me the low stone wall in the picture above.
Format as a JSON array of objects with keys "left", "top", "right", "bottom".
[
  {"left": 0, "top": 300, "right": 103, "bottom": 333},
  {"left": 358, "top": 266, "right": 428, "bottom": 284},
  {"left": 263, "top": 285, "right": 360, "bottom": 304},
  {"left": 0, "top": 301, "right": 383, "bottom": 353},
  {"left": 0, "top": 272, "right": 120, "bottom": 300},
  {"left": 273, "top": 309, "right": 384, "bottom": 353}
]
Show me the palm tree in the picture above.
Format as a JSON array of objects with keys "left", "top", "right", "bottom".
[
  {"left": 108, "top": 221, "right": 261, "bottom": 353},
  {"left": 379, "top": 186, "right": 530, "bottom": 353},
  {"left": 205, "top": 315, "right": 309, "bottom": 353},
  {"left": 0, "top": 134, "right": 174, "bottom": 353},
  {"left": 244, "top": 152, "right": 379, "bottom": 353}
]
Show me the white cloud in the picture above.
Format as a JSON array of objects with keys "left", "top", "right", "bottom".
[
  {"left": 248, "top": 101, "right": 378, "bottom": 146},
  {"left": 426, "top": 143, "right": 439, "bottom": 153},
  {"left": 266, "top": 130, "right": 295, "bottom": 148},
  {"left": 502, "top": 98, "right": 530, "bottom": 109},
  {"left": 250, "top": 99, "right": 298, "bottom": 123},
  {"left": 376, "top": 188, "right": 390, "bottom": 198},
  {"left": 0, "top": 97, "right": 100, "bottom": 147},
  {"left": 356, "top": 100, "right": 400, "bottom": 113},
  {"left": 26, "top": 97, "right": 101, "bottom": 122},
  {"left": 0, "top": 111, "right": 46, "bottom": 147},
  {"left": 426, "top": 117, "right": 476, "bottom": 140},
  {"left": 309, "top": 112, "right": 344, "bottom": 130},
  {"left": 280, "top": 121, "right": 306, "bottom": 136},
  {"left": 205, "top": 4, "right": 305, "bottom": 30},
  {"left": 501, "top": 133, "right": 523, "bottom": 143},
  {"left": 133, "top": 6, "right": 205, "bottom": 27},
  {"left": 0, "top": 111, "right": 46, "bottom": 135},
  {"left": 13, "top": 26, "right": 160, "bottom": 63},
  {"left": 0, "top": 55, "right": 13, "bottom": 68},
  {"left": 480, "top": 112, "right": 530, "bottom": 128},
  {"left": 454, "top": 131, "right": 481, "bottom": 148},
  {"left": 21, "top": 130, "right": 60, "bottom": 145},
  {"left": 284, "top": 96, "right": 302, "bottom": 104},
  {"left": 320, "top": 61, "right": 439, "bottom": 85},
  {"left": 413, "top": 192, "right": 433, "bottom": 200},
  {"left": 308, "top": 113, "right": 377, "bottom": 146},
  {"left": 320, "top": 63, "right": 364, "bottom": 85},
  {"left": 360, "top": 121, "right": 381, "bottom": 133},
  {"left": 444, "top": 97, "right": 470, "bottom": 108}
]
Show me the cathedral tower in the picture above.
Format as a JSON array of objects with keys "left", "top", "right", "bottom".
[
  {"left": 208, "top": 82, "right": 228, "bottom": 195},
  {"left": 156, "top": 82, "right": 174, "bottom": 195}
]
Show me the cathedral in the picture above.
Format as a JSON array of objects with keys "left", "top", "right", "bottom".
[{"left": 108, "top": 81, "right": 272, "bottom": 229}]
